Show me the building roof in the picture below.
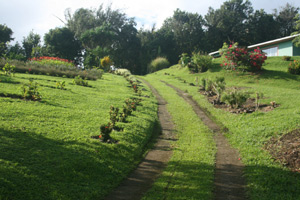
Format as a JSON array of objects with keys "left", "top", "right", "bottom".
[
  {"left": 209, "top": 33, "right": 300, "bottom": 56},
  {"left": 247, "top": 33, "right": 300, "bottom": 49}
]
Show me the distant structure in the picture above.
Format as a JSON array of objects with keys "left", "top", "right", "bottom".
[{"left": 209, "top": 34, "right": 300, "bottom": 58}]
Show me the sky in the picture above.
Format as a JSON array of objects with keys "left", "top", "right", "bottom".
[{"left": 1, "top": 0, "right": 300, "bottom": 45}]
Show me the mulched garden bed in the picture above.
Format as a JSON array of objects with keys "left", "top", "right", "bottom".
[
  {"left": 199, "top": 89, "right": 278, "bottom": 114},
  {"left": 265, "top": 129, "right": 300, "bottom": 172}
]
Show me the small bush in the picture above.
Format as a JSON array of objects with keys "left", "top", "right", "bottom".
[
  {"left": 2, "top": 63, "right": 15, "bottom": 76},
  {"left": 56, "top": 81, "right": 66, "bottom": 90},
  {"left": 221, "top": 89, "right": 250, "bottom": 108},
  {"left": 283, "top": 56, "right": 292, "bottom": 61},
  {"left": 179, "top": 53, "right": 191, "bottom": 67},
  {"left": 288, "top": 60, "right": 300, "bottom": 74},
  {"left": 100, "top": 123, "right": 113, "bottom": 142},
  {"left": 21, "top": 79, "right": 42, "bottom": 100},
  {"left": 190, "top": 52, "right": 213, "bottom": 73},
  {"left": 73, "top": 75, "right": 89, "bottom": 86},
  {"left": 148, "top": 57, "right": 170, "bottom": 73}
]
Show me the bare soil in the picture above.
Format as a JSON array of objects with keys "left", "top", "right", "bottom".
[
  {"left": 164, "top": 81, "right": 247, "bottom": 200},
  {"left": 265, "top": 129, "right": 300, "bottom": 173},
  {"left": 104, "top": 79, "right": 175, "bottom": 200}
]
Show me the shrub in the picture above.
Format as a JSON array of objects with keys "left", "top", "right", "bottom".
[
  {"left": 115, "top": 68, "right": 131, "bottom": 77},
  {"left": 221, "top": 89, "right": 250, "bottom": 109},
  {"left": 288, "top": 60, "right": 300, "bottom": 74},
  {"left": 179, "top": 53, "right": 191, "bottom": 67},
  {"left": 73, "top": 75, "right": 89, "bottom": 86},
  {"left": 283, "top": 56, "right": 292, "bottom": 61},
  {"left": 29, "top": 56, "right": 75, "bottom": 68},
  {"left": 219, "top": 42, "right": 267, "bottom": 71},
  {"left": 2, "top": 63, "right": 15, "bottom": 76},
  {"left": 56, "top": 81, "right": 66, "bottom": 90},
  {"left": 100, "top": 56, "right": 112, "bottom": 71},
  {"left": 148, "top": 57, "right": 170, "bottom": 73},
  {"left": 190, "top": 52, "right": 213, "bottom": 73},
  {"left": 100, "top": 123, "right": 113, "bottom": 142},
  {"left": 21, "top": 79, "right": 42, "bottom": 100}
]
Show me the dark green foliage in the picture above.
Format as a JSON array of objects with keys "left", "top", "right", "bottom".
[
  {"left": 190, "top": 52, "right": 213, "bottom": 73},
  {"left": 22, "top": 31, "right": 41, "bottom": 59},
  {"left": 0, "top": 24, "right": 14, "bottom": 56},
  {"left": 44, "top": 27, "right": 82, "bottom": 65}
]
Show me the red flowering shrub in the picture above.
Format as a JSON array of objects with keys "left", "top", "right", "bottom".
[
  {"left": 219, "top": 42, "right": 267, "bottom": 71},
  {"left": 288, "top": 60, "right": 300, "bottom": 74}
]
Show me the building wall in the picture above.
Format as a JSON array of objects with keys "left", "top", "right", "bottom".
[
  {"left": 293, "top": 45, "right": 300, "bottom": 56},
  {"left": 278, "top": 41, "right": 293, "bottom": 56}
]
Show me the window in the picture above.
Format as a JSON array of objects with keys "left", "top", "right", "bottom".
[{"left": 262, "top": 46, "right": 278, "bottom": 56}]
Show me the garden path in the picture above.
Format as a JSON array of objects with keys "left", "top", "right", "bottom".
[
  {"left": 164, "top": 81, "right": 247, "bottom": 200},
  {"left": 104, "top": 79, "right": 175, "bottom": 200}
]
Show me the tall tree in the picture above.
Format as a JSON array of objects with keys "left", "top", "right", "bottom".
[
  {"left": 205, "top": 0, "right": 253, "bottom": 51},
  {"left": 22, "top": 31, "right": 41, "bottom": 59},
  {"left": 274, "top": 3, "right": 300, "bottom": 37},
  {"left": 0, "top": 24, "right": 14, "bottom": 56},
  {"left": 247, "top": 9, "right": 280, "bottom": 44},
  {"left": 44, "top": 27, "right": 82, "bottom": 64}
]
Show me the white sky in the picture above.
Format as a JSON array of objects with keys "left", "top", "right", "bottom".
[{"left": 1, "top": 0, "right": 300, "bottom": 44}]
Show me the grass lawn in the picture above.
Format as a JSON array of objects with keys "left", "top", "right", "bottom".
[
  {"left": 140, "top": 76, "right": 216, "bottom": 200},
  {"left": 147, "top": 56, "right": 300, "bottom": 200},
  {"left": 0, "top": 72, "right": 157, "bottom": 199}
]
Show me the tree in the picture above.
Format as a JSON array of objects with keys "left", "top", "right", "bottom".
[
  {"left": 44, "top": 27, "right": 82, "bottom": 64},
  {"left": 66, "top": 4, "right": 142, "bottom": 72},
  {"left": 22, "top": 31, "right": 41, "bottom": 59},
  {"left": 0, "top": 24, "right": 14, "bottom": 56},
  {"left": 247, "top": 9, "right": 280, "bottom": 44},
  {"left": 205, "top": 0, "right": 253, "bottom": 51},
  {"left": 162, "top": 9, "right": 206, "bottom": 54},
  {"left": 292, "top": 14, "right": 300, "bottom": 47},
  {"left": 274, "top": 3, "right": 300, "bottom": 37},
  {"left": 5, "top": 42, "right": 26, "bottom": 61}
]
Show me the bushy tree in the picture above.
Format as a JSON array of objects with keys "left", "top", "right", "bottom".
[
  {"left": 44, "top": 27, "right": 82, "bottom": 64},
  {"left": 22, "top": 31, "right": 41, "bottom": 59},
  {"left": 0, "top": 24, "right": 14, "bottom": 56}
]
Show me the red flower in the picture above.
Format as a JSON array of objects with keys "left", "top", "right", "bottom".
[{"left": 99, "top": 135, "right": 102, "bottom": 138}]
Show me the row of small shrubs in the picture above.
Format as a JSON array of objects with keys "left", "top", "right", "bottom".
[
  {"left": 179, "top": 52, "right": 213, "bottom": 73},
  {"left": 288, "top": 59, "right": 300, "bottom": 75},
  {"left": 0, "top": 58, "right": 103, "bottom": 80}
]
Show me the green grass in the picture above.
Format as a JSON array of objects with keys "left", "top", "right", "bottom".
[
  {"left": 0, "top": 73, "right": 158, "bottom": 199},
  {"left": 148, "top": 56, "right": 300, "bottom": 200},
  {"left": 140, "top": 77, "right": 216, "bottom": 200}
]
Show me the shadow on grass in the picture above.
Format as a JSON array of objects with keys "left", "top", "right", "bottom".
[
  {"left": 259, "top": 69, "right": 299, "bottom": 81},
  {"left": 245, "top": 165, "right": 300, "bottom": 200},
  {"left": 0, "top": 75, "right": 20, "bottom": 84},
  {"left": 209, "top": 63, "right": 223, "bottom": 73},
  {"left": 0, "top": 128, "right": 139, "bottom": 200}
]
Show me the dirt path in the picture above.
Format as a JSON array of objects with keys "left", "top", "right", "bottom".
[
  {"left": 164, "top": 81, "right": 247, "bottom": 200},
  {"left": 104, "top": 79, "right": 175, "bottom": 200}
]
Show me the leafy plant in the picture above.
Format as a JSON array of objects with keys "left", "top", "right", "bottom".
[
  {"left": 109, "top": 105, "right": 119, "bottom": 127},
  {"left": 190, "top": 52, "right": 213, "bottom": 73},
  {"left": 212, "top": 77, "right": 226, "bottom": 103},
  {"left": 221, "top": 88, "right": 250, "bottom": 108},
  {"left": 282, "top": 56, "right": 292, "bottom": 61},
  {"left": 100, "top": 123, "right": 113, "bottom": 142},
  {"left": 288, "top": 60, "right": 300, "bottom": 74},
  {"left": 2, "top": 63, "right": 15, "bottom": 76},
  {"left": 179, "top": 53, "right": 191, "bottom": 67},
  {"left": 21, "top": 79, "right": 42, "bottom": 100},
  {"left": 73, "top": 75, "right": 88, "bottom": 86},
  {"left": 255, "top": 92, "right": 264, "bottom": 111},
  {"left": 56, "top": 81, "right": 66, "bottom": 90},
  {"left": 100, "top": 56, "right": 112, "bottom": 71},
  {"left": 148, "top": 57, "right": 170, "bottom": 73}
]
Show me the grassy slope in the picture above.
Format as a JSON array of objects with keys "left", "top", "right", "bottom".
[
  {"left": 0, "top": 73, "right": 157, "bottom": 200},
  {"left": 148, "top": 57, "right": 300, "bottom": 200},
  {"left": 141, "top": 77, "right": 216, "bottom": 200}
]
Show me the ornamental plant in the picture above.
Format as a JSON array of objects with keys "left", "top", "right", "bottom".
[
  {"left": 288, "top": 60, "right": 300, "bottom": 74},
  {"left": 56, "top": 81, "right": 66, "bottom": 90},
  {"left": 100, "top": 123, "right": 113, "bottom": 142},
  {"left": 190, "top": 52, "right": 213, "bottom": 73},
  {"left": 221, "top": 88, "right": 250, "bottom": 109},
  {"left": 21, "top": 79, "right": 42, "bottom": 100},
  {"left": 219, "top": 42, "right": 267, "bottom": 71},
  {"left": 73, "top": 75, "right": 89, "bottom": 86},
  {"left": 29, "top": 56, "right": 75, "bottom": 68},
  {"left": 2, "top": 63, "right": 16, "bottom": 76},
  {"left": 100, "top": 56, "right": 112, "bottom": 71}
]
